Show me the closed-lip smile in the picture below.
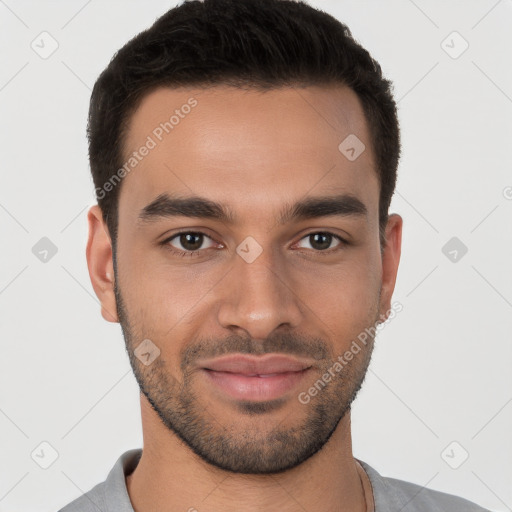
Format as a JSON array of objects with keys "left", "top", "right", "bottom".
[{"left": 197, "top": 354, "right": 314, "bottom": 402}]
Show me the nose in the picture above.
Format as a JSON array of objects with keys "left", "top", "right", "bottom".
[{"left": 217, "top": 246, "right": 303, "bottom": 340}]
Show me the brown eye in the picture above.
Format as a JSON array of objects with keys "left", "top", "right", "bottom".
[
  {"left": 296, "top": 232, "right": 342, "bottom": 251},
  {"left": 168, "top": 232, "right": 214, "bottom": 252}
]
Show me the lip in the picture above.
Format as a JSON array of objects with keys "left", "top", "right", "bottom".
[
  {"left": 197, "top": 354, "right": 313, "bottom": 375},
  {"left": 197, "top": 354, "right": 313, "bottom": 402}
]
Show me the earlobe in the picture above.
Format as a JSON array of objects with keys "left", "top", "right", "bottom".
[
  {"left": 86, "top": 205, "right": 119, "bottom": 323},
  {"left": 379, "top": 213, "right": 403, "bottom": 320}
]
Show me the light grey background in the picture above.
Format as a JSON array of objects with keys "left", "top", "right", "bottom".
[{"left": 1, "top": 1, "right": 511, "bottom": 511}]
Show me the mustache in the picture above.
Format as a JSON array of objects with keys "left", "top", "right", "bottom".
[{"left": 180, "top": 332, "right": 329, "bottom": 370}]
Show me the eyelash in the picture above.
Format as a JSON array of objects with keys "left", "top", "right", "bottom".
[{"left": 160, "top": 230, "right": 349, "bottom": 258}]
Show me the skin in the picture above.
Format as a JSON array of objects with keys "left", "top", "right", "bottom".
[{"left": 87, "top": 85, "right": 402, "bottom": 512}]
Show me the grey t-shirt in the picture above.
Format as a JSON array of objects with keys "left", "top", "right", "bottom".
[{"left": 58, "top": 449, "right": 491, "bottom": 512}]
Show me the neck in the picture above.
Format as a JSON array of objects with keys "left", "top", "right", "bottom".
[{"left": 126, "top": 395, "right": 366, "bottom": 512}]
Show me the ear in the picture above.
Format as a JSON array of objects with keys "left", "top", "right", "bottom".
[
  {"left": 86, "top": 205, "right": 119, "bottom": 323},
  {"left": 378, "top": 213, "right": 402, "bottom": 321}
]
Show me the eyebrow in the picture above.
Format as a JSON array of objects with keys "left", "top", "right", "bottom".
[{"left": 137, "top": 192, "right": 367, "bottom": 226}]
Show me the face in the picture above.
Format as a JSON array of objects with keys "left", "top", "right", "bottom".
[{"left": 89, "top": 85, "right": 402, "bottom": 474}]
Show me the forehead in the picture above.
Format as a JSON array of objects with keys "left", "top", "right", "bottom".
[{"left": 119, "top": 85, "right": 378, "bottom": 225}]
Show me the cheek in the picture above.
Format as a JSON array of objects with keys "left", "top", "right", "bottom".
[
  {"left": 117, "top": 245, "right": 226, "bottom": 349},
  {"left": 300, "top": 254, "right": 382, "bottom": 337},
  {"left": 119, "top": 236, "right": 203, "bottom": 307},
  {"left": 310, "top": 249, "right": 381, "bottom": 299}
]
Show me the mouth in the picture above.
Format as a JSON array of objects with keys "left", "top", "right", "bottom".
[
  {"left": 201, "top": 367, "right": 312, "bottom": 402},
  {"left": 196, "top": 353, "right": 315, "bottom": 402}
]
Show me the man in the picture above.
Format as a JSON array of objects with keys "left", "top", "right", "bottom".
[{"left": 59, "top": 0, "right": 490, "bottom": 510}]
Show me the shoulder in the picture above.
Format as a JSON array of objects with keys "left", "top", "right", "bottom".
[
  {"left": 58, "top": 480, "right": 107, "bottom": 512},
  {"left": 382, "top": 475, "right": 491, "bottom": 511},
  {"left": 357, "top": 459, "right": 491, "bottom": 512},
  {"left": 57, "top": 449, "right": 142, "bottom": 512}
]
